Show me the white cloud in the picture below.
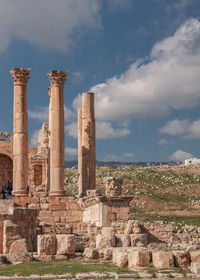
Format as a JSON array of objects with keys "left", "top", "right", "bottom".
[
  {"left": 103, "top": 152, "right": 134, "bottom": 162},
  {"left": 172, "top": 0, "right": 194, "bottom": 10},
  {"left": 123, "top": 153, "right": 135, "bottom": 158},
  {"left": 160, "top": 118, "right": 200, "bottom": 139},
  {"left": 71, "top": 72, "right": 84, "bottom": 84},
  {"left": 106, "top": 0, "right": 133, "bottom": 11},
  {"left": 29, "top": 107, "right": 49, "bottom": 122},
  {"left": 186, "top": 120, "right": 200, "bottom": 139},
  {"left": 72, "top": 19, "right": 200, "bottom": 121},
  {"left": 169, "top": 149, "right": 193, "bottom": 162},
  {"left": 65, "top": 122, "right": 77, "bottom": 138},
  {"left": 104, "top": 154, "right": 120, "bottom": 161},
  {"left": 29, "top": 106, "right": 75, "bottom": 122},
  {"left": 65, "top": 120, "right": 130, "bottom": 139},
  {"left": 158, "top": 139, "right": 169, "bottom": 146},
  {"left": 65, "top": 147, "right": 78, "bottom": 158},
  {"left": 159, "top": 119, "right": 190, "bottom": 135},
  {"left": 0, "top": 0, "right": 101, "bottom": 53},
  {"left": 96, "top": 121, "right": 130, "bottom": 139},
  {"left": 30, "top": 130, "right": 39, "bottom": 146}
]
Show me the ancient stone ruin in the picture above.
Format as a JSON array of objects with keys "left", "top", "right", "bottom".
[{"left": 0, "top": 68, "right": 199, "bottom": 276}]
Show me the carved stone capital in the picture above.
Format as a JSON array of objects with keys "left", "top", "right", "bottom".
[
  {"left": 47, "top": 70, "right": 68, "bottom": 87},
  {"left": 10, "top": 68, "right": 31, "bottom": 85}
]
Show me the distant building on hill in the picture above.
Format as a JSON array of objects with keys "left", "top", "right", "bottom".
[{"left": 184, "top": 157, "right": 200, "bottom": 165}]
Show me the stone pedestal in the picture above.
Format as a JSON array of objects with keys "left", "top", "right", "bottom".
[
  {"left": 10, "top": 68, "right": 31, "bottom": 196},
  {"left": 47, "top": 70, "right": 68, "bottom": 196},
  {"left": 78, "top": 92, "right": 96, "bottom": 195}
]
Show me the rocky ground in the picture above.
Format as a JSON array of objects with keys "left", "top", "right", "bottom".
[{"left": 64, "top": 165, "right": 200, "bottom": 227}]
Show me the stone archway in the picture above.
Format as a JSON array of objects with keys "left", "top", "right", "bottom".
[{"left": 0, "top": 154, "right": 13, "bottom": 188}]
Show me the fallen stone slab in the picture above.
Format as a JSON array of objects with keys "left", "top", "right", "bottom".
[
  {"left": 152, "top": 251, "right": 174, "bottom": 269},
  {"left": 128, "top": 250, "right": 151, "bottom": 268},
  {"left": 113, "top": 251, "right": 128, "bottom": 267},
  {"left": 190, "top": 262, "right": 200, "bottom": 274}
]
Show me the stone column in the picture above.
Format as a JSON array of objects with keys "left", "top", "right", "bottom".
[
  {"left": 81, "top": 92, "right": 96, "bottom": 193},
  {"left": 78, "top": 108, "right": 83, "bottom": 195},
  {"left": 10, "top": 68, "right": 31, "bottom": 196},
  {"left": 47, "top": 70, "right": 68, "bottom": 196}
]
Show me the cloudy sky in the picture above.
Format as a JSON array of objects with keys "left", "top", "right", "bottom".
[{"left": 0, "top": 0, "right": 200, "bottom": 162}]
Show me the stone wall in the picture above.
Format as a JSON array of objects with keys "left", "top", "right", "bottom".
[
  {"left": 28, "top": 156, "right": 47, "bottom": 194},
  {"left": 0, "top": 154, "right": 12, "bottom": 187}
]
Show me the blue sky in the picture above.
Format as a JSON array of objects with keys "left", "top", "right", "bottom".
[{"left": 0, "top": 0, "right": 200, "bottom": 162}]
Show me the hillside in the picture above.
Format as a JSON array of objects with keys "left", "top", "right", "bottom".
[{"left": 64, "top": 165, "right": 200, "bottom": 227}]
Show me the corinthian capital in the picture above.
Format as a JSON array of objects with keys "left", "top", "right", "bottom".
[
  {"left": 10, "top": 68, "right": 31, "bottom": 85},
  {"left": 47, "top": 70, "right": 69, "bottom": 86}
]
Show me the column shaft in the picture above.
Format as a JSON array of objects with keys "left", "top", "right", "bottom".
[
  {"left": 47, "top": 70, "right": 68, "bottom": 196},
  {"left": 78, "top": 108, "right": 83, "bottom": 195},
  {"left": 81, "top": 92, "right": 96, "bottom": 192},
  {"left": 10, "top": 68, "right": 31, "bottom": 196}
]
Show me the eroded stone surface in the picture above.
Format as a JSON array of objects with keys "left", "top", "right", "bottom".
[
  {"left": 37, "top": 235, "right": 57, "bottom": 255},
  {"left": 96, "top": 234, "right": 116, "bottom": 249},
  {"left": 128, "top": 250, "right": 151, "bottom": 268},
  {"left": 56, "top": 234, "right": 76, "bottom": 256},
  {"left": 152, "top": 251, "right": 174, "bottom": 269}
]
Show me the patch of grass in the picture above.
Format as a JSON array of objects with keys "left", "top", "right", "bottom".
[
  {"left": 130, "top": 209, "right": 200, "bottom": 227},
  {"left": 0, "top": 260, "right": 131, "bottom": 277},
  {"left": 147, "top": 190, "right": 188, "bottom": 203}
]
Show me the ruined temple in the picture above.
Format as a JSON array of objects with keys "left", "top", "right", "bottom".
[
  {"left": 0, "top": 68, "right": 199, "bottom": 275},
  {"left": 0, "top": 68, "right": 130, "bottom": 261}
]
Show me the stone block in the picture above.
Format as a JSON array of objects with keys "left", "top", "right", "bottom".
[
  {"left": 121, "top": 235, "right": 131, "bottom": 247},
  {"left": 83, "top": 248, "right": 99, "bottom": 259},
  {"left": 99, "top": 247, "right": 113, "bottom": 260},
  {"left": 113, "top": 251, "right": 128, "bottom": 267},
  {"left": 9, "top": 239, "right": 30, "bottom": 254},
  {"left": 152, "top": 251, "right": 174, "bottom": 269},
  {"left": 6, "top": 253, "right": 33, "bottom": 263},
  {"left": 130, "top": 234, "right": 148, "bottom": 247},
  {"left": 173, "top": 251, "right": 190, "bottom": 268},
  {"left": 102, "top": 227, "right": 115, "bottom": 235},
  {"left": 96, "top": 234, "right": 116, "bottom": 249},
  {"left": 49, "top": 202, "right": 66, "bottom": 211},
  {"left": 105, "top": 177, "right": 123, "bottom": 197},
  {"left": 37, "top": 235, "right": 57, "bottom": 255},
  {"left": 190, "top": 262, "right": 200, "bottom": 274},
  {"left": 190, "top": 251, "right": 200, "bottom": 262},
  {"left": 128, "top": 250, "right": 151, "bottom": 268},
  {"left": 56, "top": 234, "right": 76, "bottom": 256}
]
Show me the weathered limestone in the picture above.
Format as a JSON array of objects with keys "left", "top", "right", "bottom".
[
  {"left": 173, "top": 250, "right": 190, "bottom": 268},
  {"left": 152, "top": 251, "right": 174, "bottom": 269},
  {"left": 78, "top": 92, "right": 96, "bottom": 195},
  {"left": 83, "top": 248, "right": 99, "bottom": 259},
  {"left": 96, "top": 234, "right": 116, "bottom": 249},
  {"left": 78, "top": 108, "right": 83, "bottom": 195},
  {"left": 56, "top": 234, "right": 76, "bottom": 255},
  {"left": 113, "top": 251, "right": 128, "bottom": 267},
  {"left": 190, "top": 251, "right": 200, "bottom": 262},
  {"left": 9, "top": 239, "right": 30, "bottom": 254},
  {"left": 37, "top": 235, "right": 57, "bottom": 255},
  {"left": 190, "top": 262, "right": 200, "bottom": 275},
  {"left": 105, "top": 177, "right": 123, "bottom": 197},
  {"left": 128, "top": 250, "right": 151, "bottom": 268},
  {"left": 10, "top": 68, "right": 31, "bottom": 196},
  {"left": 47, "top": 70, "right": 68, "bottom": 196}
]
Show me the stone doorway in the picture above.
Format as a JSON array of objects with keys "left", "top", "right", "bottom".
[{"left": 0, "top": 154, "right": 13, "bottom": 189}]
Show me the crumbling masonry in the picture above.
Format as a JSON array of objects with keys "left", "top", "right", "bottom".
[{"left": 0, "top": 68, "right": 199, "bottom": 273}]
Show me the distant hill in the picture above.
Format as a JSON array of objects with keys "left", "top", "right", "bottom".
[{"left": 64, "top": 160, "right": 177, "bottom": 169}]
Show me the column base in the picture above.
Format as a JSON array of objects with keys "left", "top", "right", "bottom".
[
  {"left": 12, "top": 190, "right": 28, "bottom": 197},
  {"left": 48, "top": 190, "right": 65, "bottom": 196}
]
